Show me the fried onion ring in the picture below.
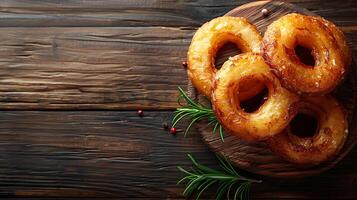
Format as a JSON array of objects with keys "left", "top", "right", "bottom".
[
  {"left": 262, "top": 13, "right": 350, "bottom": 95},
  {"left": 266, "top": 96, "right": 348, "bottom": 166},
  {"left": 212, "top": 53, "right": 299, "bottom": 141},
  {"left": 187, "top": 16, "right": 263, "bottom": 99}
]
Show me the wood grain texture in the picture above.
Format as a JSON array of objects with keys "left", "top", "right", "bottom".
[
  {"left": 0, "top": 0, "right": 354, "bottom": 109},
  {"left": 0, "top": 27, "right": 190, "bottom": 110},
  {"left": 0, "top": 111, "right": 214, "bottom": 198},
  {"left": 0, "top": 0, "right": 355, "bottom": 199},
  {"left": 191, "top": 0, "right": 357, "bottom": 177},
  {"left": 0, "top": 111, "right": 355, "bottom": 199}
]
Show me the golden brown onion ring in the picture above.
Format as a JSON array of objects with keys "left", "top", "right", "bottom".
[
  {"left": 266, "top": 96, "right": 348, "bottom": 166},
  {"left": 212, "top": 53, "right": 299, "bottom": 141},
  {"left": 262, "top": 13, "right": 350, "bottom": 95},
  {"left": 187, "top": 16, "right": 263, "bottom": 99}
]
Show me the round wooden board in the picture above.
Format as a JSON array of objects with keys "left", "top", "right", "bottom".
[{"left": 187, "top": 0, "right": 357, "bottom": 178}]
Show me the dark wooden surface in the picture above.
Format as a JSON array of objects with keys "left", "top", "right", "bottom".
[{"left": 0, "top": 0, "right": 355, "bottom": 199}]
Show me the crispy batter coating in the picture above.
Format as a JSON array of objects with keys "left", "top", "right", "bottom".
[
  {"left": 266, "top": 96, "right": 348, "bottom": 166},
  {"left": 212, "top": 53, "right": 299, "bottom": 141},
  {"left": 314, "top": 16, "right": 352, "bottom": 67},
  {"left": 262, "top": 13, "right": 350, "bottom": 95},
  {"left": 187, "top": 16, "right": 263, "bottom": 100}
]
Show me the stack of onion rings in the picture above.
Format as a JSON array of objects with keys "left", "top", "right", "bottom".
[{"left": 186, "top": 14, "right": 350, "bottom": 166}]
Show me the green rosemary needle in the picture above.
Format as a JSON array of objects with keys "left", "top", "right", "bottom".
[
  {"left": 177, "top": 154, "right": 262, "bottom": 200},
  {"left": 172, "top": 87, "right": 225, "bottom": 141}
]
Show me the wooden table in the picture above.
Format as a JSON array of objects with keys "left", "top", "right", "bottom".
[{"left": 0, "top": 0, "right": 355, "bottom": 199}]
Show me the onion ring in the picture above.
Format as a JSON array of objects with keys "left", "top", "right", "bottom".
[
  {"left": 187, "top": 16, "right": 263, "bottom": 100},
  {"left": 266, "top": 96, "right": 348, "bottom": 166},
  {"left": 262, "top": 13, "right": 350, "bottom": 95},
  {"left": 212, "top": 53, "right": 299, "bottom": 141}
]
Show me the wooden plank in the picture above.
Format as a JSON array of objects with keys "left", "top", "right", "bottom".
[
  {"left": 0, "top": 0, "right": 231, "bottom": 27},
  {"left": 0, "top": 27, "right": 191, "bottom": 110},
  {"left": 0, "top": 111, "right": 215, "bottom": 198},
  {"left": 0, "top": 111, "right": 355, "bottom": 199}
]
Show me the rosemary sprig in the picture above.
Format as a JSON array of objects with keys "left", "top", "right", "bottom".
[
  {"left": 177, "top": 154, "right": 262, "bottom": 200},
  {"left": 172, "top": 87, "right": 224, "bottom": 141}
]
